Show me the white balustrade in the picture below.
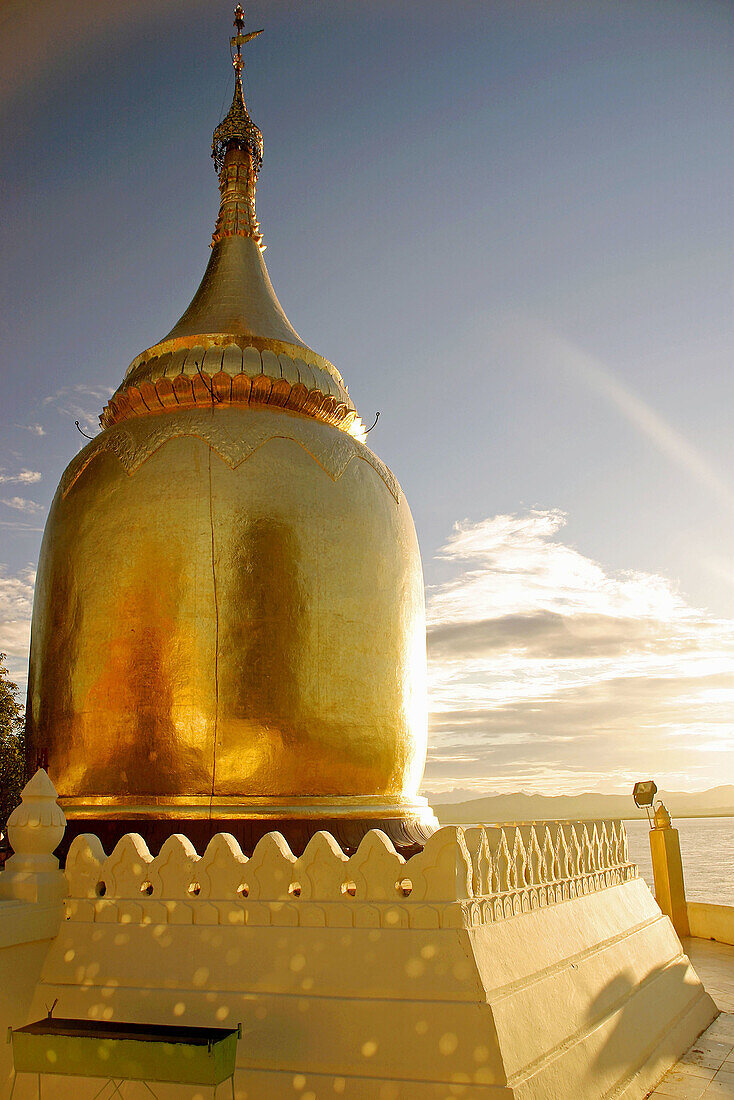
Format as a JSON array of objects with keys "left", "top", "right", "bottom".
[{"left": 64, "top": 818, "right": 636, "bottom": 931}]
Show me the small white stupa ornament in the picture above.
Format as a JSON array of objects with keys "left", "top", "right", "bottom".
[{"left": 6, "top": 769, "right": 66, "bottom": 874}]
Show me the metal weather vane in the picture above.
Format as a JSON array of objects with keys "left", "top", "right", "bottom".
[{"left": 231, "top": 4, "right": 264, "bottom": 72}]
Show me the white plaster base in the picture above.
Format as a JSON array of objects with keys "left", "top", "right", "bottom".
[
  {"left": 10, "top": 876, "right": 715, "bottom": 1100},
  {"left": 0, "top": 900, "right": 63, "bottom": 1097}
]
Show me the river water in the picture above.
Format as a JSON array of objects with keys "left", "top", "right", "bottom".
[{"left": 624, "top": 816, "right": 734, "bottom": 907}]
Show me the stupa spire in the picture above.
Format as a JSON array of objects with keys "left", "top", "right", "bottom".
[
  {"left": 99, "top": 5, "right": 364, "bottom": 441},
  {"left": 210, "top": 6, "right": 265, "bottom": 248},
  {"left": 211, "top": 6, "right": 264, "bottom": 176}
]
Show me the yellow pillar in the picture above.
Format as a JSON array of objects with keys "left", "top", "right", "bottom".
[{"left": 649, "top": 802, "right": 689, "bottom": 938}]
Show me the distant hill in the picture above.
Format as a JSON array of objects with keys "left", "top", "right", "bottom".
[{"left": 433, "top": 786, "right": 734, "bottom": 825}]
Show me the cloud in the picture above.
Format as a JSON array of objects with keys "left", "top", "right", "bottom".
[
  {"left": 44, "top": 383, "right": 113, "bottom": 433},
  {"left": 0, "top": 469, "right": 41, "bottom": 484},
  {"left": 428, "top": 611, "right": 691, "bottom": 662},
  {"left": 423, "top": 511, "right": 734, "bottom": 797},
  {"left": 0, "top": 565, "right": 35, "bottom": 690},
  {"left": 0, "top": 520, "right": 45, "bottom": 533},
  {"left": 19, "top": 424, "right": 46, "bottom": 437},
  {"left": 430, "top": 510, "right": 686, "bottom": 623},
  {"left": 0, "top": 497, "right": 43, "bottom": 514}
]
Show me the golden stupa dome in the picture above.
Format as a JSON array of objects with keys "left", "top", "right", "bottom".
[{"left": 25, "top": 8, "right": 436, "bottom": 855}]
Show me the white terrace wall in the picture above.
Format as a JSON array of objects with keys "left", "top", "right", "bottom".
[
  {"left": 0, "top": 901, "right": 62, "bottom": 1091},
  {"left": 687, "top": 902, "right": 734, "bottom": 947},
  {"left": 0, "top": 770, "right": 66, "bottom": 1092},
  {"left": 2, "top": 816, "right": 713, "bottom": 1100}
]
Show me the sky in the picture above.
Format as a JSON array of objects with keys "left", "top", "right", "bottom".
[{"left": 1, "top": 0, "right": 733, "bottom": 800}]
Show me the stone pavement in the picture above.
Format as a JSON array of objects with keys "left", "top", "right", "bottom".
[{"left": 648, "top": 939, "right": 734, "bottom": 1098}]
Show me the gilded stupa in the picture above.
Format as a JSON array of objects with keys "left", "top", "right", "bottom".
[{"left": 25, "top": 7, "right": 437, "bottom": 856}]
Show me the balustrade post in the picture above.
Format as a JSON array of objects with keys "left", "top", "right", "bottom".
[{"left": 649, "top": 802, "right": 689, "bottom": 938}]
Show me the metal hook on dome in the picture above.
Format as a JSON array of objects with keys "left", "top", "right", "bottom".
[
  {"left": 195, "top": 361, "right": 221, "bottom": 404},
  {"left": 365, "top": 411, "right": 380, "bottom": 434},
  {"left": 75, "top": 420, "right": 95, "bottom": 440}
]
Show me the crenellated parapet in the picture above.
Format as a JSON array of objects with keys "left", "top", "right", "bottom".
[{"left": 64, "top": 820, "right": 635, "bottom": 931}]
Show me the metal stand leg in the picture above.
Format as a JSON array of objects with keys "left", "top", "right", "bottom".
[
  {"left": 213, "top": 1078, "right": 236, "bottom": 1099},
  {"left": 7, "top": 1069, "right": 17, "bottom": 1100},
  {"left": 90, "top": 1079, "right": 116, "bottom": 1099}
]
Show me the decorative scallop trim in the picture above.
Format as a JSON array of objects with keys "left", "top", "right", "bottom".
[
  {"left": 62, "top": 408, "right": 400, "bottom": 504},
  {"left": 123, "top": 335, "right": 348, "bottom": 393},
  {"left": 64, "top": 820, "right": 636, "bottom": 928},
  {"left": 104, "top": 341, "right": 362, "bottom": 440}
]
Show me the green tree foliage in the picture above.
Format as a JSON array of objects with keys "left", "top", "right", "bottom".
[{"left": 0, "top": 653, "right": 25, "bottom": 834}]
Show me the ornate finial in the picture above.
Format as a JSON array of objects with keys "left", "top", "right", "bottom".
[
  {"left": 653, "top": 801, "right": 672, "bottom": 830},
  {"left": 212, "top": 6, "right": 264, "bottom": 175},
  {"left": 5, "top": 769, "right": 66, "bottom": 873}
]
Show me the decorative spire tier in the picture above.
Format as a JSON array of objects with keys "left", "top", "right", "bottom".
[
  {"left": 211, "top": 4, "right": 264, "bottom": 177},
  {"left": 100, "top": 5, "right": 364, "bottom": 441},
  {"left": 211, "top": 5, "right": 264, "bottom": 244},
  {"left": 211, "top": 144, "right": 262, "bottom": 248}
]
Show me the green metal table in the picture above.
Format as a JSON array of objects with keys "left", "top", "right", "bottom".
[{"left": 8, "top": 1017, "right": 240, "bottom": 1098}]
